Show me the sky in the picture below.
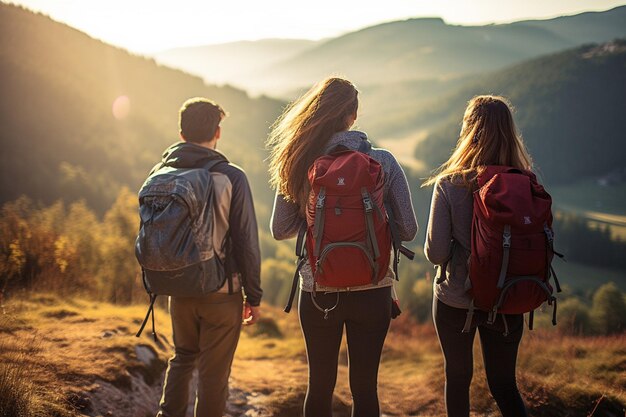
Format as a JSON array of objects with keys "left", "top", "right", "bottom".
[{"left": 7, "top": 0, "right": 626, "bottom": 54}]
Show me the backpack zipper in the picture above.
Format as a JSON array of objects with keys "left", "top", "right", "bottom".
[
  {"left": 490, "top": 275, "right": 554, "bottom": 322},
  {"left": 315, "top": 242, "right": 376, "bottom": 280}
]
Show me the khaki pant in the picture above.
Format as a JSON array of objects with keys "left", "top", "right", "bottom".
[{"left": 157, "top": 291, "right": 243, "bottom": 417}]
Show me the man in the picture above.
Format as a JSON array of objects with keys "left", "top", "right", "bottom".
[{"left": 156, "top": 97, "right": 262, "bottom": 417}]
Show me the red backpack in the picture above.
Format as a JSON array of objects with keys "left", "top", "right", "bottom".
[
  {"left": 305, "top": 147, "right": 392, "bottom": 289},
  {"left": 283, "top": 142, "right": 401, "bottom": 316},
  {"left": 464, "top": 166, "right": 562, "bottom": 333}
]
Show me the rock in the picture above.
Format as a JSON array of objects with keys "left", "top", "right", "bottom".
[
  {"left": 135, "top": 344, "right": 157, "bottom": 366},
  {"left": 88, "top": 376, "right": 162, "bottom": 417},
  {"left": 101, "top": 330, "right": 116, "bottom": 338},
  {"left": 228, "top": 387, "right": 249, "bottom": 406}
]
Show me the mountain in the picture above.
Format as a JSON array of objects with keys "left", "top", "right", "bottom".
[
  {"left": 0, "top": 4, "right": 283, "bottom": 213},
  {"left": 512, "top": 6, "right": 626, "bottom": 45},
  {"left": 412, "top": 40, "right": 626, "bottom": 184},
  {"left": 154, "top": 39, "right": 319, "bottom": 94},
  {"left": 159, "top": 6, "right": 626, "bottom": 97},
  {"left": 256, "top": 18, "right": 571, "bottom": 94}
]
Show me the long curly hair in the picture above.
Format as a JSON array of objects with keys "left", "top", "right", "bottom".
[
  {"left": 423, "top": 95, "right": 533, "bottom": 188},
  {"left": 267, "top": 77, "right": 359, "bottom": 211}
]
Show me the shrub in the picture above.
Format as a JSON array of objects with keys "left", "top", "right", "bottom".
[
  {"left": 250, "top": 317, "right": 283, "bottom": 338},
  {"left": 260, "top": 258, "right": 293, "bottom": 306},
  {"left": 409, "top": 277, "right": 433, "bottom": 323},
  {"left": 557, "top": 297, "right": 591, "bottom": 335},
  {"left": 590, "top": 282, "right": 626, "bottom": 335}
]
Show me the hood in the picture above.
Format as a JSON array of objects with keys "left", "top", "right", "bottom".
[
  {"left": 160, "top": 141, "right": 228, "bottom": 169},
  {"left": 324, "top": 130, "right": 368, "bottom": 152}
]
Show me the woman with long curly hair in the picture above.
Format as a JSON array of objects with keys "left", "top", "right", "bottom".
[
  {"left": 268, "top": 77, "right": 417, "bottom": 417},
  {"left": 424, "top": 95, "right": 532, "bottom": 417}
]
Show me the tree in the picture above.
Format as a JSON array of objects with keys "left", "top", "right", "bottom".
[
  {"left": 63, "top": 200, "right": 103, "bottom": 282},
  {"left": 0, "top": 197, "right": 33, "bottom": 301},
  {"left": 410, "top": 277, "right": 434, "bottom": 323},
  {"left": 557, "top": 297, "right": 590, "bottom": 335},
  {"left": 260, "top": 258, "right": 293, "bottom": 306},
  {"left": 590, "top": 282, "right": 626, "bottom": 335},
  {"left": 99, "top": 187, "right": 140, "bottom": 304}
]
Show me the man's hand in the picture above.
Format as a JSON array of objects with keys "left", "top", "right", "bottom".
[{"left": 243, "top": 302, "right": 261, "bottom": 326}]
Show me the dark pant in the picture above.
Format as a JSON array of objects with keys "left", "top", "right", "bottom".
[
  {"left": 433, "top": 298, "right": 528, "bottom": 417},
  {"left": 298, "top": 286, "right": 392, "bottom": 417}
]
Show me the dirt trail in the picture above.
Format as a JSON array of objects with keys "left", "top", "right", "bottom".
[{"left": 73, "top": 337, "right": 277, "bottom": 417}]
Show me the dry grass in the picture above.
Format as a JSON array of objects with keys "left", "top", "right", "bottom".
[
  {"left": 234, "top": 309, "right": 625, "bottom": 416},
  {"left": 0, "top": 339, "right": 74, "bottom": 417},
  {"left": 518, "top": 329, "right": 626, "bottom": 416},
  {"left": 1, "top": 293, "right": 624, "bottom": 417},
  {"left": 0, "top": 293, "right": 172, "bottom": 416}
]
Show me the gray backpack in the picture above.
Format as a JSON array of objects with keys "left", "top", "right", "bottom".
[{"left": 135, "top": 159, "right": 227, "bottom": 339}]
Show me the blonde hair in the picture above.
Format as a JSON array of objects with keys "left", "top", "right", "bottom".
[
  {"left": 423, "top": 95, "right": 532, "bottom": 188},
  {"left": 267, "top": 77, "right": 359, "bottom": 210}
]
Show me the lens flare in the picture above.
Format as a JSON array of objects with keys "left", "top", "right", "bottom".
[{"left": 112, "top": 95, "right": 131, "bottom": 120}]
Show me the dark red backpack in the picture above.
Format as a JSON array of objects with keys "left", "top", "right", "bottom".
[
  {"left": 464, "top": 166, "right": 562, "bottom": 333},
  {"left": 305, "top": 148, "right": 391, "bottom": 289}
]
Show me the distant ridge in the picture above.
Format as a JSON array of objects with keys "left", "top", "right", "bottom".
[
  {"left": 512, "top": 5, "right": 626, "bottom": 45},
  {"left": 152, "top": 6, "right": 626, "bottom": 97},
  {"left": 154, "top": 38, "right": 320, "bottom": 94}
]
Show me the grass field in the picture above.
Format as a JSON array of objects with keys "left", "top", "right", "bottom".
[
  {"left": 548, "top": 181, "right": 626, "bottom": 217},
  {"left": 554, "top": 260, "right": 626, "bottom": 294},
  {"left": 549, "top": 180, "right": 626, "bottom": 241},
  {"left": 1, "top": 293, "right": 624, "bottom": 417}
]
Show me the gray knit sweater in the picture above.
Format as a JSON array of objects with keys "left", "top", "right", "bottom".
[
  {"left": 424, "top": 177, "right": 474, "bottom": 308},
  {"left": 270, "top": 130, "right": 418, "bottom": 293}
]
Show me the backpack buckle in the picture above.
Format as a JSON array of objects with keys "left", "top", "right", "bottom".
[
  {"left": 363, "top": 195, "right": 373, "bottom": 212},
  {"left": 543, "top": 224, "right": 554, "bottom": 242},
  {"left": 316, "top": 194, "right": 326, "bottom": 209},
  {"left": 502, "top": 226, "right": 512, "bottom": 248}
]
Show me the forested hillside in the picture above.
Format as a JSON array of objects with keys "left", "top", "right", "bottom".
[
  {"left": 413, "top": 40, "right": 626, "bottom": 184},
  {"left": 0, "top": 4, "right": 283, "bottom": 213}
]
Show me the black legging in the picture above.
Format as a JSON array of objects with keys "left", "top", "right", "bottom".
[
  {"left": 433, "top": 298, "right": 528, "bottom": 417},
  {"left": 298, "top": 286, "right": 391, "bottom": 417}
]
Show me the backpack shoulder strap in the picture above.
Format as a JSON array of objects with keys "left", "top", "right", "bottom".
[
  {"left": 285, "top": 223, "right": 307, "bottom": 313},
  {"left": 202, "top": 159, "right": 227, "bottom": 172},
  {"left": 148, "top": 162, "right": 164, "bottom": 176},
  {"left": 384, "top": 200, "right": 416, "bottom": 281}
]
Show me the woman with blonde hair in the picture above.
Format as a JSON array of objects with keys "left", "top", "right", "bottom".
[
  {"left": 268, "top": 77, "right": 417, "bottom": 417},
  {"left": 424, "top": 95, "right": 531, "bottom": 417}
]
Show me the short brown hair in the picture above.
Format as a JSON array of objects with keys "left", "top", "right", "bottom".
[{"left": 179, "top": 97, "right": 226, "bottom": 143}]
